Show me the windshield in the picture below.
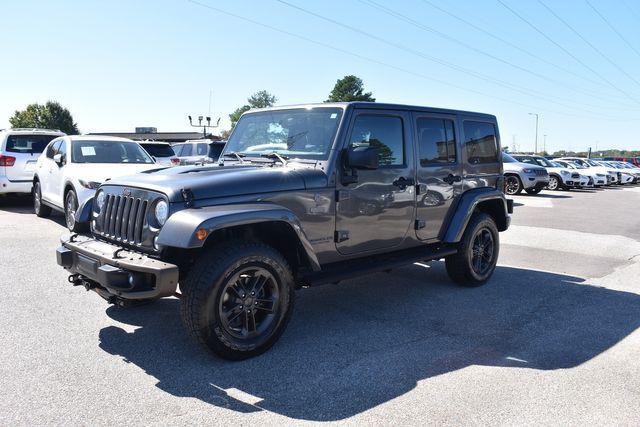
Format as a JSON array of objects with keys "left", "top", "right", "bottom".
[
  {"left": 224, "top": 107, "right": 343, "bottom": 160},
  {"left": 549, "top": 161, "right": 563, "bottom": 167},
  {"left": 140, "top": 143, "right": 175, "bottom": 158},
  {"left": 5, "top": 134, "right": 58, "bottom": 154},
  {"left": 71, "top": 140, "right": 154, "bottom": 164},
  {"left": 585, "top": 159, "right": 600, "bottom": 167},
  {"left": 502, "top": 152, "right": 518, "bottom": 163},
  {"left": 533, "top": 156, "right": 554, "bottom": 167}
]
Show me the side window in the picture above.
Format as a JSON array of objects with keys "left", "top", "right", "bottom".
[
  {"left": 463, "top": 121, "right": 498, "bottom": 164},
  {"left": 46, "top": 140, "right": 61, "bottom": 159},
  {"left": 196, "top": 143, "right": 208, "bottom": 156},
  {"left": 417, "top": 118, "right": 457, "bottom": 166},
  {"left": 519, "top": 157, "right": 535, "bottom": 165},
  {"left": 181, "top": 144, "right": 193, "bottom": 156},
  {"left": 58, "top": 140, "right": 67, "bottom": 164},
  {"left": 173, "top": 144, "right": 183, "bottom": 156},
  {"left": 350, "top": 114, "right": 404, "bottom": 166}
]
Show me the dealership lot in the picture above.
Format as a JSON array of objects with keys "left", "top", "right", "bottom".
[{"left": 1, "top": 187, "right": 639, "bottom": 425}]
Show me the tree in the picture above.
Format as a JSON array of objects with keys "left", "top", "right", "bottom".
[
  {"left": 228, "top": 90, "right": 277, "bottom": 129},
  {"left": 326, "top": 75, "right": 375, "bottom": 102},
  {"left": 9, "top": 101, "right": 79, "bottom": 134}
]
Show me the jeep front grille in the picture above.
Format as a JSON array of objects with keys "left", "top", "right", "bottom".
[{"left": 102, "top": 195, "right": 148, "bottom": 244}]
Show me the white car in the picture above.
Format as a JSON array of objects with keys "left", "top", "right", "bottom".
[
  {"left": 595, "top": 160, "right": 635, "bottom": 185},
  {"left": 0, "top": 128, "right": 65, "bottom": 195},
  {"left": 33, "top": 136, "right": 158, "bottom": 231},
  {"left": 511, "top": 154, "right": 580, "bottom": 190},
  {"left": 138, "top": 141, "right": 180, "bottom": 167},
  {"left": 557, "top": 157, "right": 616, "bottom": 186},
  {"left": 553, "top": 160, "right": 600, "bottom": 187}
]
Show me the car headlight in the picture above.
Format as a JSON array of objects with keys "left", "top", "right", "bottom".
[
  {"left": 522, "top": 168, "right": 534, "bottom": 173},
  {"left": 560, "top": 170, "right": 569, "bottom": 175},
  {"left": 95, "top": 190, "right": 106, "bottom": 211},
  {"left": 79, "top": 179, "right": 102, "bottom": 189},
  {"left": 154, "top": 200, "right": 168, "bottom": 226}
]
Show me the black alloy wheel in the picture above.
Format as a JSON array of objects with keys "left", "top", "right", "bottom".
[
  {"left": 470, "top": 228, "right": 495, "bottom": 277},
  {"left": 504, "top": 175, "right": 522, "bottom": 195}
]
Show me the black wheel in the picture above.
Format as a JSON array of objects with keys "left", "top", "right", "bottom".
[
  {"left": 33, "top": 181, "right": 51, "bottom": 218},
  {"left": 180, "top": 241, "right": 295, "bottom": 360},
  {"left": 64, "top": 189, "right": 87, "bottom": 232},
  {"left": 445, "top": 213, "right": 499, "bottom": 287},
  {"left": 504, "top": 175, "right": 522, "bottom": 195},
  {"left": 547, "top": 175, "right": 560, "bottom": 191},
  {"left": 525, "top": 187, "right": 542, "bottom": 195}
]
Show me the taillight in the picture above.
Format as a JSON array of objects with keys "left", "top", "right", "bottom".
[
  {"left": 170, "top": 158, "right": 180, "bottom": 165},
  {"left": 0, "top": 155, "right": 16, "bottom": 167}
]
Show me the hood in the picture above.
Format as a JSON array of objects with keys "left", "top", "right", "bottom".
[
  {"left": 503, "top": 161, "right": 546, "bottom": 172},
  {"left": 103, "top": 163, "right": 328, "bottom": 202},
  {"left": 71, "top": 163, "right": 158, "bottom": 183}
]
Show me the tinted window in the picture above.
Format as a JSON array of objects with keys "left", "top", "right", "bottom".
[
  {"left": 5, "top": 134, "right": 58, "bottom": 154},
  {"left": 464, "top": 121, "right": 498, "bottom": 164},
  {"left": 417, "top": 118, "right": 456, "bottom": 166},
  {"left": 141, "top": 143, "right": 175, "bottom": 157},
  {"left": 502, "top": 152, "right": 518, "bottom": 163},
  {"left": 208, "top": 143, "right": 225, "bottom": 160},
  {"left": 196, "top": 143, "right": 208, "bottom": 156},
  {"left": 180, "top": 144, "right": 193, "bottom": 156},
  {"left": 350, "top": 115, "right": 404, "bottom": 166}
]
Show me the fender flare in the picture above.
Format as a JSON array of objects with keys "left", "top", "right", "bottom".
[
  {"left": 156, "top": 203, "right": 320, "bottom": 271},
  {"left": 441, "top": 188, "right": 509, "bottom": 243},
  {"left": 76, "top": 196, "right": 94, "bottom": 224}
]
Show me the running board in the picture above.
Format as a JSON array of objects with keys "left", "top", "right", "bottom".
[{"left": 301, "top": 244, "right": 458, "bottom": 286}]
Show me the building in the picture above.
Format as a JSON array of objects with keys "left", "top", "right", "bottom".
[{"left": 89, "top": 127, "right": 221, "bottom": 144}]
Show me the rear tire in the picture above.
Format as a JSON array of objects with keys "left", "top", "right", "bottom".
[
  {"left": 180, "top": 241, "right": 295, "bottom": 360},
  {"left": 445, "top": 212, "right": 499, "bottom": 287},
  {"left": 33, "top": 181, "right": 51, "bottom": 218}
]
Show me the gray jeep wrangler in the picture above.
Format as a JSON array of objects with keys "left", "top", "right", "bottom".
[{"left": 56, "top": 102, "right": 512, "bottom": 360}]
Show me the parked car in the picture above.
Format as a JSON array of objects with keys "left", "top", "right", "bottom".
[
  {"left": 172, "top": 139, "right": 226, "bottom": 165},
  {"left": 604, "top": 156, "right": 640, "bottom": 167},
  {"left": 138, "top": 141, "right": 180, "bottom": 166},
  {"left": 33, "top": 136, "right": 159, "bottom": 231},
  {"left": 553, "top": 160, "right": 605, "bottom": 187},
  {"left": 557, "top": 157, "right": 618, "bottom": 185},
  {"left": 56, "top": 102, "right": 513, "bottom": 360},
  {"left": 614, "top": 161, "right": 640, "bottom": 183},
  {"left": 595, "top": 160, "right": 635, "bottom": 185},
  {"left": 511, "top": 154, "right": 580, "bottom": 191},
  {"left": 502, "top": 152, "right": 549, "bottom": 195},
  {"left": 0, "top": 128, "right": 65, "bottom": 196}
]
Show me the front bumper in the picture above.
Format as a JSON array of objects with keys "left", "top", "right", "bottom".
[
  {"left": 57, "top": 234, "right": 179, "bottom": 300},
  {"left": 522, "top": 175, "right": 549, "bottom": 190}
]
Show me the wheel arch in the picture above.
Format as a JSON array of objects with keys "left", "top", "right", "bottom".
[{"left": 441, "top": 188, "right": 509, "bottom": 243}]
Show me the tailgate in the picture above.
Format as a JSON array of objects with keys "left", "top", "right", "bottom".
[{"left": 5, "top": 152, "right": 38, "bottom": 182}]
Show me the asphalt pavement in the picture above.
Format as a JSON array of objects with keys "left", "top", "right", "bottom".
[{"left": 1, "top": 186, "right": 639, "bottom": 425}]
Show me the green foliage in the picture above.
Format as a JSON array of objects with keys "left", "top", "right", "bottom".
[
  {"left": 9, "top": 101, "right": 79, "bottom": 134},
  {"left": 229, "top": 90, "right": 277, "bottom": 129},
  {"left": 326, "top": 75, "right": 375, "bottom": 102}
]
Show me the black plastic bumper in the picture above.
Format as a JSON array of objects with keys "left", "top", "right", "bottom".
[{"left": 57, "top": 234, "right": 179, "bottom": 300}]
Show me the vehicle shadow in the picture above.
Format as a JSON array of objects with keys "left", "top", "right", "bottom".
[
  {"left": 0, "top": 194, "right": 65, "bottom": 224},
  {"left": 99, "top": 263, "right": 640, "bottom": 421},
  {"left": 529, "top": 193, "right": 571, "bottom": 199}
]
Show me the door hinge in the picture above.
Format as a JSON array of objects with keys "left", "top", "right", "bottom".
[
  {"left": 415, "top": 219, "right": 426, "bottom": 230},
  {"left": 334, "top": 230, "right": 350, "bottom": 243}
]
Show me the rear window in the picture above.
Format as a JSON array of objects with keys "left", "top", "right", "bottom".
[
  {"left": 464, "top": 121, "right": 498, "bottom": 164},
  {"left": 5, "top": 134, "right": 58, "bottom": 154},
  {"left": 140, "top": 143, "right": 175, "bottom": 158}
]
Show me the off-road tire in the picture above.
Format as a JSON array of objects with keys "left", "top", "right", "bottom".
[
  {"left": 445, "top": 212, "right": 499, "bottom": 287},
  {"left": 33, "top": 181, "right": 51, "bottom": 218},
  {"left": 180, "top": 241, "right": 295, "bottom": 360}
]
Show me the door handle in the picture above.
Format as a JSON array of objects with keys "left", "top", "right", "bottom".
[
  {"left": 392, "top": 176, "right": 415, "bottom": 190},
  {"left": 443, "top": 174, "right": 461, "bottom": 184}
]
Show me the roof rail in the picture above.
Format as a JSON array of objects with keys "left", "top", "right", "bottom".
[{"left": 10, "top": 127, "right": 63, "bottom": 133}]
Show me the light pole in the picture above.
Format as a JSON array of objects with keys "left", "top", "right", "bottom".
[
  {"left": 528, "top": 113, "right": 539, "bottom": 154},
  {"left": 543, "top": 134, "right": 547, "bottom": 154},
  {"left": 188, "top": 115, "right": 221, "bottom": 139}
]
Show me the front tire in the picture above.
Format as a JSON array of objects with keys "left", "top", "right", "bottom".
[
  {"left": 33, "top": 181, "right": 51, "bottom": 218},
  {"left": 547, "top": 175, "right": 560, "bottom": 191},
  {"left": 64, "top": 189, "right": 87, "bottom": 232},
  {"left": 180, "top": 241, "right": 295, "bottom": 360},
  {"left": 445, "top": 213, "right": 499, "bottom": 287},
  {"left": 504, "top": 175, "right": 522, "bottom": 195}
]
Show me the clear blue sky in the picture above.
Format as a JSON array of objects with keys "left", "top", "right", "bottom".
[{"left": 2, "top": 0, "right": 639, "bottom": 153}]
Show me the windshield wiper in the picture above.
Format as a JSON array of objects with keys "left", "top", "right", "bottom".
[
  {"left": 222, "top": 152, "right": 246, "bottom": 163},
  {"left": 261, "top": 152, "right": 289, "bottom": 166}
]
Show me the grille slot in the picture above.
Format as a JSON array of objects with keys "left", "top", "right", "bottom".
[
  {"left": 571, "top": 173, "right": 580, "bottom": 178},
  {"left": 534, "top": 169, "right": 548, "bottom": 177},
  {"left": 101, "top": 195, "right": 148, "bottom": 244}
]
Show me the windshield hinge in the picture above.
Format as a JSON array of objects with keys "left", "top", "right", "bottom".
[{"left": 181, "top": 188, "right": 194, "bottom": 208}]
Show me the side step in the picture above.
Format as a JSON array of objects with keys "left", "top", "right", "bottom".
[{"left": 301, "top": 244, "right": 457, "bottom": 286}]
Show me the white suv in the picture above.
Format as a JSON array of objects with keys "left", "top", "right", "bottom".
[
  {"left": 33, "top": 136, "right": 158, "bottom": 231},
  {"left": 0, "top": 128, "right": 65, "bottom": 195}
]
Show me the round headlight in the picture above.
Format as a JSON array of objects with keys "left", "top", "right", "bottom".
[
  {"left": 96, "top": 191, "right": 106, "bottom": 211},
  {"left": 155, "top": 200, "right": 168, "bottom": 226}
]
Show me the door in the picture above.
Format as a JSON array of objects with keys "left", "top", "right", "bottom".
[
  {"left": 413, "top": 114, "right": 463, "bottom": 241},
  {"left": 336, "top": 110, "right": 416, "bottom": 255},
  {"left": 49, "top": 139, "right": 67, "bottom": 207},
  {"left": 41, "top": 139, "right": 61, "bottom": 202}
]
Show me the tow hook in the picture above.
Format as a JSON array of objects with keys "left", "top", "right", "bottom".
[{"left": 68, "top": 274, "right": 82, "bottom": 286}]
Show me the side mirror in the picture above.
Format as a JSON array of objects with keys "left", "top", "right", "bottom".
[
  {"left": 53, "top": 153, "right": 63, "bottom": 166},
  {"left": 346, "top": 145, "right": 379, "bottom": 170}
]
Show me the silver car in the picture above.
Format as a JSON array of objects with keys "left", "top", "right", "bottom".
[
  {"left": 502, "top": 152, "right": 549, "bottom": 195},
  {"left": 0, "top": 128, "right": 65, "bottom": 195}
]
